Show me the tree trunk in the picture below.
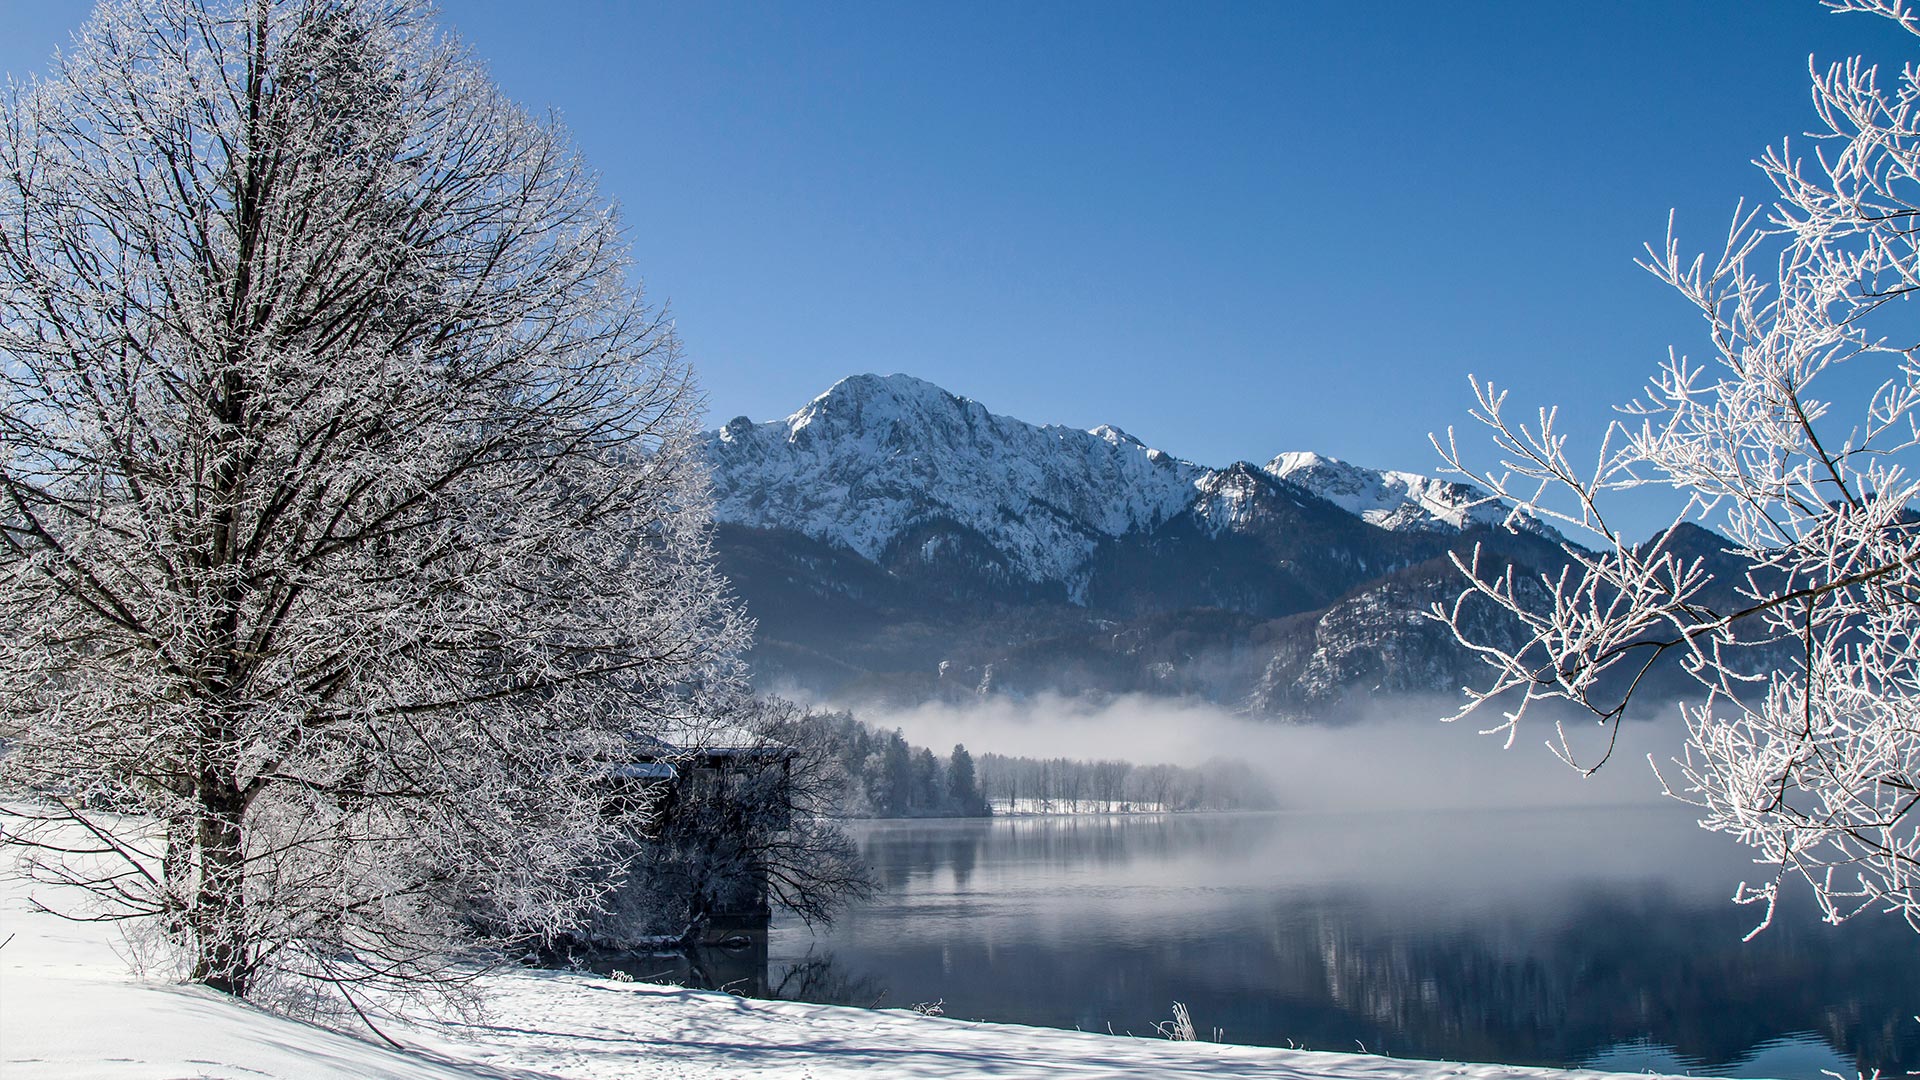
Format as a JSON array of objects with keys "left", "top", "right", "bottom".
[{"left": 190, "top": 781, "right": 250, "bottom": 996}]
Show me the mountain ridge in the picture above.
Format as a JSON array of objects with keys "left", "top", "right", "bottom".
[
  {"left": 701, "top": 374, "right": 1733, "bottom": 720},
  {"left": 705, "top": 373, "right": 1547, "bottom": 599}
]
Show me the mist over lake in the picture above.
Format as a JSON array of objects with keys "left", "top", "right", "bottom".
[{"left": 769, "top": 804, "right": 1920, "bottom": 1078}]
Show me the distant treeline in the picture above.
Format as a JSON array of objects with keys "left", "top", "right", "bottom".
[
  {"left": 974, "top": 753, "right": 1277, "bottom": 813},
  {"left": 785, "top": 710, "right": 1277, "bottom": 818},
  {"left": 782, "top": 710, "right": 991, "bottom": 818}
]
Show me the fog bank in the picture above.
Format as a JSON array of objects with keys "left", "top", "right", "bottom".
[{"left": 841, "top": 693, "right": 1688, "bottom": 812}]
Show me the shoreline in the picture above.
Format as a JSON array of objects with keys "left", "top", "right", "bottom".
[{"left": 1, "top": 868, "right": 1689, "bottom": 1080}]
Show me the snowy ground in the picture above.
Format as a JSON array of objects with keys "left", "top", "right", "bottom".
[{"left": 1, "top": 869, "right": 1685, "bottom": 1080}]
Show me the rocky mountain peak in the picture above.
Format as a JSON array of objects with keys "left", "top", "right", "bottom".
[
  {"left": 1090, "top": 423, "right": 1145, "bottom": 449},
  {"left": 703, "top": 376, "right": 1556, "bottom": 607},
  {"left": 1263, "top": 450, "right": 1548, "bottom": 536},
  {"left": 702, "top": 374, "right": 1207, "bottom": 600},
  {"left": 784, "top": 373, "right": 971, "bottom": 441}
]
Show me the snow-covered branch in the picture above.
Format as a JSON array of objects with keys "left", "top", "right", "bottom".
[
  {"left": 0, "top": 0, "right": 749, "bottom": 1004},
  {"left": 1439, "top": 0, "right": 1920, "bottom": 933}
]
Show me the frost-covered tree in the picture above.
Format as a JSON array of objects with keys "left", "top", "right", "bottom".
[
  {"left": 1439, "top": 0, "right": 1920, "bottom": 933},
  {"left": 947, "top": 744, "right": 987, "bottom": 817},
  {"left": 0, "top": 0, "right": 748, "bottom": 1004}
]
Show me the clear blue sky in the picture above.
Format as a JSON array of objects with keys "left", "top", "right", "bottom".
[{"left": 5, "top": 1, "right": 1911, "bottom": 522}]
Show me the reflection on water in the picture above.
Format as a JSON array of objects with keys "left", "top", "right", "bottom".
[
  {"left": 1585, "top": 1033, "right": 1853, "bottom": 1079},
  {"left": 573, "top": 915, "right": 774, "bottom": 997},
  {"left": 765, "top": 807, "right": 1920, "bottom": 1078}
]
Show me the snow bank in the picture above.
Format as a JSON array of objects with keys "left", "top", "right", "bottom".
[
  {"left": 1, "top": 862, "right": 1683, "bottom": 1080},
  {"left": 0, "top": 887, "right": 474, "bottom": 1080}
]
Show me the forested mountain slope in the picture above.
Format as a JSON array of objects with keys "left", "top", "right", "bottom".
[{"left": 706, "top": 375, "right": 1752, "bottom": 721}]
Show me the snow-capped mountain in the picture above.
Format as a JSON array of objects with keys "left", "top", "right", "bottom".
[
  {"left": 706, "top": 374, "right": 1206, "bottom": 601},
  {"left": 1264, "top": 451, "right": 1549, "bottom": 536},
  {"left": 706, "top": 373, "right": 1545, "bottom": 604},
  {"left": 702, "top": 374, "right": 1613, "bottom": 719}
]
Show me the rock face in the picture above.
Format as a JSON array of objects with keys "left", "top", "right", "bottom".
[
  {"left": 1264, "top": 451, "right": 1554, "bottom": 536},
  {"left": 703, "top": 374, "right": 1729, "bottom": 720},
  {"left": 707, "top": 374, "right": 1207, "bottom": 603}
]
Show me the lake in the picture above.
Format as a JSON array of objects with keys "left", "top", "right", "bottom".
[{"left": 763, "top": 807, "right": 1919, "bottom": 1078}]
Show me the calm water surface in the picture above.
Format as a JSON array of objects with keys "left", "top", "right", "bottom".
[{"left": 765, "top": 806, "right": 1919, "bottom": 1078}]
